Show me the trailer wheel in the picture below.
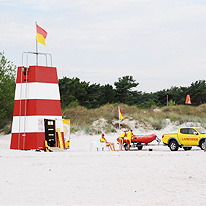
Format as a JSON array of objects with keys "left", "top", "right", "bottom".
[
  {"left": 137, "top": 146, "right": 143, "bottom": 150},
  {"left": 124, "top": 144, "right": 128, "bottom": 151},
  {"left": 169, "top": 140, "right": 179, "bottom": 151}
]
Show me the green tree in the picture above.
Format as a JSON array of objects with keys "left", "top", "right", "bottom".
[
  {"left": 114, "top": 76, "right": 139, "bottom": 105},
  {"left": 152, "top": 90, "right": 167, "bottom": 106},
  {"left": 0, "top": 52, "right": 16, "bottom": 128},
  {"left": 85, "top": 83, "right": 101, "bottom": 108},
  {"left": 59, "top": 77, "right": 88, "bottom": 107},
  {"left": 187, "top": 80, "right": 206, "bottom": 105},
  {"left": 167, "top": 86, "right": 186, "bottom": 105},
  {"left": 99, "top": 84, "right": 115, "bottom": 105}
]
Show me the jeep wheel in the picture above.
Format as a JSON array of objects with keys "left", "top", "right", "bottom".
[
  {"left": 199, "top": 140, "right": 206, "bottom": 150},
  {"left": 169, "top": 140, "right": 179, "bottom": 151},
  {"left": 183, "top": 147, "right": 192, "bottom": 151},
  {"left": 137, "top": 146, "right": 143, "bottom": 150}
]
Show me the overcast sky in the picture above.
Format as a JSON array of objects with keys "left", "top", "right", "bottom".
[{"left": 1, "top": 0, "right": 206, "bottom": 92}]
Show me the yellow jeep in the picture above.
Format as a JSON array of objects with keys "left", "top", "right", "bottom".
[{"left": 162, "top": 127, "right": 206, "bottom": 151}]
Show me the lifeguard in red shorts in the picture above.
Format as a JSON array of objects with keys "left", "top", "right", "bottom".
[
  {"left": 118, "top": 131, "right": 127, "bottom": 151},
  {"left": 126, "top": 130, "right": 134, "bottom": 151}
]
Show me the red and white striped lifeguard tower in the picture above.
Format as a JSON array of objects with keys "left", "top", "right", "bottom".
[{"left": 10, "top": 52, "right": 65, "bottom": 150}]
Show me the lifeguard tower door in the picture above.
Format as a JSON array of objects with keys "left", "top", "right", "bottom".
[{"left": 44, "top": 119, "right": 56, "bottom": 147}]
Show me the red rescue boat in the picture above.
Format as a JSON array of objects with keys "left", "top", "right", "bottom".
[
  {"left": 117, "top": 134, "right": 157, "bottom": 144},
  {"left": 132, "top": 134, "right": 157, "bottom": 143}
]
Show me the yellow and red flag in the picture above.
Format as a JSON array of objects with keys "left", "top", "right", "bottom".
[
  {"left": 119, "top": 107, "right": 123, "bottom": 120},
  {"left": 36, "top": 24, "right": 47, "bottom": 45}
]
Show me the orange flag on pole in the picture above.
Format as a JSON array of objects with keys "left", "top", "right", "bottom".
[
  {"left": 36, "top": 24, "right": 47, "bottom": 45},
  {"left": 185, "top": 94, "right": 191, "bottom": 104}
]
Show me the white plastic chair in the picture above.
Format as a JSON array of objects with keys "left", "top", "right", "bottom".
[{"left": 90, "top": 141, "right": 110, "bottom": 151}]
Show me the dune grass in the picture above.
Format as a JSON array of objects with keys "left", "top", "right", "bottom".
[{"left": 62, "top": 104, "right": 206, "bottom": 134}]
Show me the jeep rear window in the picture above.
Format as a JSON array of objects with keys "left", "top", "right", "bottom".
[
  {"left": 196, "top": 128, "right": 206, "bottom": 134},
  {"left": 180, "top": 128, "right": 189, "bottom": 134}
]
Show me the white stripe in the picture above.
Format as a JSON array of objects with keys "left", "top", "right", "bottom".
[
  {"left": 14, "top": 83, "right": 60, "bottom": 100},
  {"left": 11, "top": 116, "right": 64, "bottom": 133}
]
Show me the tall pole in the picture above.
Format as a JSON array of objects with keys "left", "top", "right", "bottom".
[
  {"left": 35, "top": 22, "right": 38, "bottom": 65},
  {"left": 118, "top": 106, "right": 121, "bottom": 151},
  {"left": 167, "top": 95, "right": 168, "bottom": 106}
]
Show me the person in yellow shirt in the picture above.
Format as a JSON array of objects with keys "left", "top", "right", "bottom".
[
  {"left": 100, "top": 133, "right": 116, "bottom": 151},
  {"left": 126, "top": 130, "right": 134, "bottom": 151},
  {"left": 119, "top": 131, "right": 127, "bottom": 151}
]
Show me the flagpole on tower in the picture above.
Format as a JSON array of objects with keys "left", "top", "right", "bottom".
[{"left": 35, "top": 21, "right": 38, "bottom": 65}]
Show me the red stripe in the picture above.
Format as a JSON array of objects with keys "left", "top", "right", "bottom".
[
  {"left": 36, "top": 24, "right": 47, "bottom": 39},
  {"left": 10, "top": 132, "right": 65, "bottom": 150},
  {"left": 119, "top": 109, "right": 123, "bottom": 114},
  {"left": 16, "top": 66, "right": 59, "bottom": 84},
  {"left": 10, "top": 132, "right": 45, "bottom": 149},
  {"left": 13, "top": 99, "right": 62, "bottom": 116}
]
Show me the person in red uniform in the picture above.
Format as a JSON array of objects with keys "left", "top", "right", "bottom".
[{"left": 100, "top": 133, "right": 116, "bottom": 151}]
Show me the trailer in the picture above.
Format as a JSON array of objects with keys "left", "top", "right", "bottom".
[{"left": 117, "top": 134, "right": 161, "bottom": 151}]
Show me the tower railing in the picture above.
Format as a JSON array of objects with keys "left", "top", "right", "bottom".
[{"left": 22, "top": 51, "right": 52, "bottom": 67}]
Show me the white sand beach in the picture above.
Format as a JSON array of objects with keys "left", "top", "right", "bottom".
[{"left": 0, "top": 127, "right": 206, "bottom": 206}]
